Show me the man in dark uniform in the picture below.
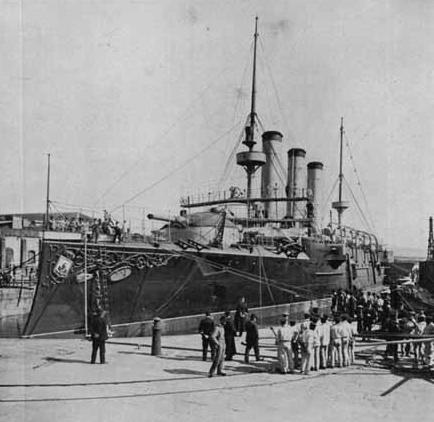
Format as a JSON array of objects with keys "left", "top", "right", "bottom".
[
  {"left": 244, "top": 313, "right": 262, "bottom": 363},
  {"left": 224, "top": 311, "right": 237, "bottom": 361},
  {"left": 234, "top": 296, "right": 248, "bottom": 336},
  {"left": 198, "top": 311, "right": 215, "bottom": 361},
  {"left": 90, "top": 309, "right": 108, "bottom": 364}
]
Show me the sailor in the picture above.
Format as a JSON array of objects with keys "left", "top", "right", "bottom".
[
  {"left": 347, "top": 316, "right": 356, "bottom": 365},
  {"left": 208, "top": 315, "right": 227, "bottom": 377},
  {"left": 112, "top": 221, "right": 122, "bottom": 244},
  {"left": 300, "top": 322, "right": 315, "bottom": 375},
  {"left": 423, "top": 316, "right": 434, "bottom": 367},
  {"left": 339, "top": 314, "right": 351, "bottom": 367},
  {"left": 331, "top": 291, "right": 338, "bottom": 313},
  {"left": 90, "top": 309, "right": 109, "bottom": 364},
  {"left": 91, "top": 218, "right": 100, "bottom": 242},
  {"left": 275, "top": 317, "right": 294, "bottom": 374},
  {"left": 330, "top": 316, "right": 342, "bottom": 368},
  {"left": 346, "top": 292, "right": 357, "bottom": 318},
  {"left": 413, "top": 315, "right": 426, "bottom": 366},
  {"left": 290, "top": 320, "right": 300, "bottom": 369},
  {"left": 224, "top": 311, "right": 237, "bottom": 361},
  {"left": 387, "top": 313, "right": 401, "bottom": 363},
  {"left": 244, "top": 314, "right": 262, "bottom": 363},
  {"left": 337, "top": 289, "right": 346, "bottom": 314},
  {"left": 300, "top": 313, "right": 311, "bottom": 334},
  {"left": 356, "top": 305, "right": 364, "bottom": 338},
  {"left": 319, "top": 315, "right": 331, "bottom": 369},
  {"left": 312, "top": 317, "right": 321, "bottom": 371},
  {"left": 198, "top": 311, "right": 215, "bottom": 361},
  {"left": 406, "top": 311, "right": 418, "bottom": 357},
  {"left": 234, "top": 297, "right": 248, "bottom": 337}
]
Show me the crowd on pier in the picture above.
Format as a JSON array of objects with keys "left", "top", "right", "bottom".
[{"left": 197, "top": 292, "right": 434, "bottom": 378}]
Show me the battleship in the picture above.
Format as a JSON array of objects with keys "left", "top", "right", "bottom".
[{"left": 23, "top": 19, "right": 389, "bottom": 337}]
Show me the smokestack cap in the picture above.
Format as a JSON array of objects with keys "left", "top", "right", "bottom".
[
  {"left": 262, "top": 131, "right": 283, "bottom": 142},
  {"left": 288, "top": 148, "right": 306, "bottom": 157},
  {"left": 307, "top": 161, "right": 324, "bottom": 170}
]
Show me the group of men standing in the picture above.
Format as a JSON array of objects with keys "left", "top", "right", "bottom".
[
  {"left": 275, "top": 312, "right": 355, "bottom": 375},
  {"left": 384, "top": 310, "right": 434, "bottom": 366},
  {"left": 198, "top": 306, "right": 263, "bottom": 378}
]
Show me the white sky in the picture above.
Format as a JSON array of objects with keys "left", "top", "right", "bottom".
[{"left": 1, "top": 0, "right": 433, "bottom": 253}]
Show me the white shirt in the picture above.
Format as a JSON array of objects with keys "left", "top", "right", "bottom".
[
  {"left": 277, "top": 325, "right": 293, "bottom": 342},
  {"left": 320, "top": 321, "right": 331, "bottom": 346}
]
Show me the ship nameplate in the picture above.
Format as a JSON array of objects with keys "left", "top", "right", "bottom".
[
  {"left": 76, "top": 272, "right": 94, "bottom": 283},
  {"left": 109, "top": 266, "right": 132, "bottom": 282}
]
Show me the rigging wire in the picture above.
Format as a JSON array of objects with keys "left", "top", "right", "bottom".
[
  {"left": 174, "top": 248, "right": 314, "bottom": 297},
  {"left": 343, "top": 132, "right": 377, "bottom": 232},
  {"left": 343, "top": 177, "right": 373, "bottom": 233},
  {"left": 48, "top": 202, "right": 71, "bottom": 221},
  {"left": 320, "top": 178, "right": 339, "bottom": 226},
  {"left": 50, "top": 200, "right": 101, "bottom": 214},
  {"left": 217, "top": 117, "right": 248, "bottom": 188},
  {"left": 216, "top": 44, "right": 253, "bottom": 188},
  {"left": 258, "top": 39, "right": 295, "bottom": 142},
  {"left": 229, "top": 40, "right": 255, "bottom": 126},
  {"left": 110, "top": 120, "right": 243, "bottom": 213},
  {"left": 93, "top": 65, "right": 234, "bottom": 208}
]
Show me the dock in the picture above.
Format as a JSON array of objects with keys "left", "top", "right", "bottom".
[{"left": 1, "top": 330, "right": 433, "bottom": 422}]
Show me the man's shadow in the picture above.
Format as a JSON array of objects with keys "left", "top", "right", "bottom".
[
  {"left": 164, "top": 368, "right": 207, "bottom": 376},
  {"left": 158, "top": 354, "right": 202, "bottom": 362},
  {"left": 44, "top": 356, "right": 90, "bottom": 364}
]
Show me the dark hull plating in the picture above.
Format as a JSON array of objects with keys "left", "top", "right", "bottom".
[{"left": 24, "top": 240, "right": 383, "bottom": 336}]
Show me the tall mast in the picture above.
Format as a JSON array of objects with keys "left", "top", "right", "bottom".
[
  {"left": 332, "top": 117, "right": 349, "bottom": 234},
  {"left": 428, "top": 216, "right": 434, "bottom": 260},
  {"left": 338, "top": 117, "right": 344, "bottom": 210},
  {"left": 45, "top": 153, "right": 51, "bottom": 230},
  {"left": 249, "top": 16, "right": 258, "bottom": 139},
  {"left": 236, "top": 17, "right": 266, "bottom": 218}
]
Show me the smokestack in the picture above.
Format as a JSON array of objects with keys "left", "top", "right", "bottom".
[
  {"left": 307, "top": 161, "right": 324, "bottom": 229},
  {"left": 286, "top": 148, "right": 306, "bottom": 220},
  {"left": 261, "top": 131, "right": 284, "bottom": 219}
]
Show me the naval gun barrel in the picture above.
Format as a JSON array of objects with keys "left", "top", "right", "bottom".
[{"left": 147, "top": 213, "right": 188, "bottom": 227}]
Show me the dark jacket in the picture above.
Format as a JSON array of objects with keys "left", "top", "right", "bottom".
[
  {"left": 245, "top": 320, "right": 259, "bottom": 345},
  {"left": 198, "top": 317, "right": 215, "bottom": 336},
  {"left": 235, "top": 302, "right": 248, "bottom": 316},
  {"left": 224, "top": 317, "right": 236, "bottom": 338},
  {"left": 91, "top": 314, "right": 108, "bottom": 341}
]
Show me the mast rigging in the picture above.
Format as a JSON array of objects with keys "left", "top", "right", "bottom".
[
  {"left": 332, "top": 118, "right": 349, "bottom": 234},
  {"left": 236, "top": 16, "right": 266, "bottom": 218}
]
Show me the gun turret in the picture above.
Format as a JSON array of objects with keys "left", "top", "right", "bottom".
[{"left": 147, "top": 213, "right": 188, "bottom": 227}]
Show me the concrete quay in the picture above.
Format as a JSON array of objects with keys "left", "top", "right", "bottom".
[{"left": 0, "top": 330, "right": 433, "bottom": 422}]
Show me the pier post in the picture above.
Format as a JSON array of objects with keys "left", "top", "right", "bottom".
[{"left": 151, "top": 317, "right": 162, "bottom": 356}]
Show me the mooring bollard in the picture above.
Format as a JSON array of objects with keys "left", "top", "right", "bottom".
[{"left": 151, "top": 317, "right": 162, "bottom": 356}]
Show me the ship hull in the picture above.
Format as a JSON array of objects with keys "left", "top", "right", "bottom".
[
  {"left": 23, "top": 240, "right": 383, "bottom": 336},
  {"left": 419, "top": 260, "right": 434, "bottom": 294}
]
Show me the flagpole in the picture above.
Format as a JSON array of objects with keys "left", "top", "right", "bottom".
[
  {"left": 84, "top": 234, "right": 88, "bottom": 336},
  {"left": 45, "top": 153, "right": 51, "bottom": 230}
]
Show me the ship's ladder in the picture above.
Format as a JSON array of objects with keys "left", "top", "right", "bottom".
[
  {"left": 96, "top": 246, "right": 112, "bottom": 325},
  {"left": 90, "top": 271, "right": 102, "bottom": 313},
  {"left": 100, "top": 271, "right": 112, "bottom": 326},
  {"left": 90, "top": 269, "right": 112, "bottom": 325}
]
